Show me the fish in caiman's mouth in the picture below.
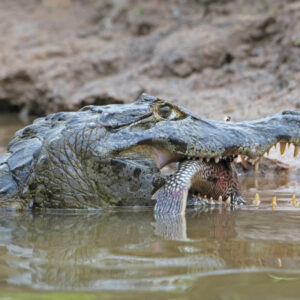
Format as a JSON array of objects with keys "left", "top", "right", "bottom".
[{"left": 151, "top": 139, "right": 299, "bottom": 215}]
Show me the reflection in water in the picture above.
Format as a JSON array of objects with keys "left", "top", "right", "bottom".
[
  {"left": 153, "top": 213, "right": 188, "bottom": 241},
  {"left": 1, "top": 205, "right": 300, "bottom": 294}
]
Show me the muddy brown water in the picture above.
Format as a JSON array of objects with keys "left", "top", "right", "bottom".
[{"left": 1, "top": 114, "right": 300, "bottom": 300}]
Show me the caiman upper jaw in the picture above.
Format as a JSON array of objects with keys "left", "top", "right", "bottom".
[
  {"left": 234, "top": 110, "right": 300, "bottom": 158},
  {"left": 126, "top": 108, "right": 300, "bottom": 184},
  {"left": 173, "top": 110, "right": 300, "bottom": 164}
]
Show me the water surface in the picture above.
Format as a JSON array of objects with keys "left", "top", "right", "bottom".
[{"left": 0, "top": 114, "right": 300, "bottom": 300}]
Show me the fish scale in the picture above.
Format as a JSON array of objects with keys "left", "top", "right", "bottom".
[
  {"left": 153, "top": 159, "right": 243, "bottom": 215},
  {"left": 153, "top": 160, "right": 209, "bottom": 215}
]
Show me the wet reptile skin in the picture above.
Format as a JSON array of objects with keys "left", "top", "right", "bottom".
[{"left": 0, "top": 94, "right": 300, "bottom": 210}]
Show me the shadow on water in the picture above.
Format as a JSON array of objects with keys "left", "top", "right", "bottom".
[{"left": 1, "top": 114, "right": 300, "bottom": 299}]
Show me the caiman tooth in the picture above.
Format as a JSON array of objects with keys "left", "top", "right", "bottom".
[
  {"left": 254, "top": 161, "right": 260, "bottom": 173},
  {"left": 254, "top": 193, "right": 260, "bottom": 201},
  {"left": 214, "top": 157, "right": 220, "bottom": 163},
  {"left": 294, "top": 145, "right": 299, "bottom": 158},
  {"left": 253, "top": 193, "right": 261, "bottom": 206},
  {"left": 280, "top": 141, "right": 286, "bottom": 155},
  {"left": 240, "top": 155, "right": 247, "bottom": 168},
  {"left": 218, "top": 196, "right": 222, "bottom": 203},
  {"left": 271, "top": 196, "right": 277, "bottom": 210},
  {"left": 225, "top": 196, "right": 231, "bottom": 204},
  {"left": 205, "top": 157, "right": 210, "bottom": 163}
]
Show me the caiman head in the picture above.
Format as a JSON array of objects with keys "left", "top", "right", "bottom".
[
  {"left": 77, "top": 93, "right": 299, "bottom": 209},
  {"left": 2, "top": 94, "right": 300, "bottom": 210},
  {"left": 94, "top": 94, "right": 245, "bottom": 206}
]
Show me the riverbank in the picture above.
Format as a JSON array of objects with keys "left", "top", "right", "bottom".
[{"left": 0, "top": 0, "right": 299, "bottom": 122}]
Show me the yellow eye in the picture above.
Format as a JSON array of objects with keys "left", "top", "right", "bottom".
[
  {"left": 158, "top": 105, "right": 172, "bottom": 119},
  {"left": 154, "top": 101, "right": 187, "bottom": 121}
]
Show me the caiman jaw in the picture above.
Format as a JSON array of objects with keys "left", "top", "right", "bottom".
[
  {"left": 151, "top": 139, "right": 299, "bottom": 215},
  {"left": 119, "top": 105, "right": 300, "bottom": 215},
  {"left": 124, "top": 144, "right": 242, "bottom": 204}
]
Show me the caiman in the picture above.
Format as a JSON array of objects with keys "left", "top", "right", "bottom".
[{"left": 0, "top": 94, "right": 299, "bottom": 214}]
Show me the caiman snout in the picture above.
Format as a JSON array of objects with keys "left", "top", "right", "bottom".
[{"left": 150, "top": 105, "right": 300, "bottom": 215}]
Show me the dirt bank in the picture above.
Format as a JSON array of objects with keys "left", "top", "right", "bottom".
[{"left": 0, "top": 0, "right": 300, "bottom": 122}]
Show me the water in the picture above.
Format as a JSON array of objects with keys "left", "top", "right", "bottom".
[{"left": 1, "top": 114, "right": 300, "bottom": 300}]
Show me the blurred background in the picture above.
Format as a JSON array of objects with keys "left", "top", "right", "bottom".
[{"left": 0, "top": 0, "right": 299, "bottom": 122}]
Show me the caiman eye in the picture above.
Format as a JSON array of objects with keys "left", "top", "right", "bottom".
[
  {"left": 154, "top": 102, "right": 187, "bottom": 121},
  {"left": 158, "top": 105, "right": 172, "bottom": 119}
]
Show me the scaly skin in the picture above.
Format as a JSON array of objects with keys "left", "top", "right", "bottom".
[
  {"left": 153, "top": 159, "right": 243, "bottom": 215},
  {"left": 0, "top": 94, "right": 299, "bottom": 211}
]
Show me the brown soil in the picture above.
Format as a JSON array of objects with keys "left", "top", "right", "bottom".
[{"left": 0, "top": 0, "right": 300, "bottom": 123}]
